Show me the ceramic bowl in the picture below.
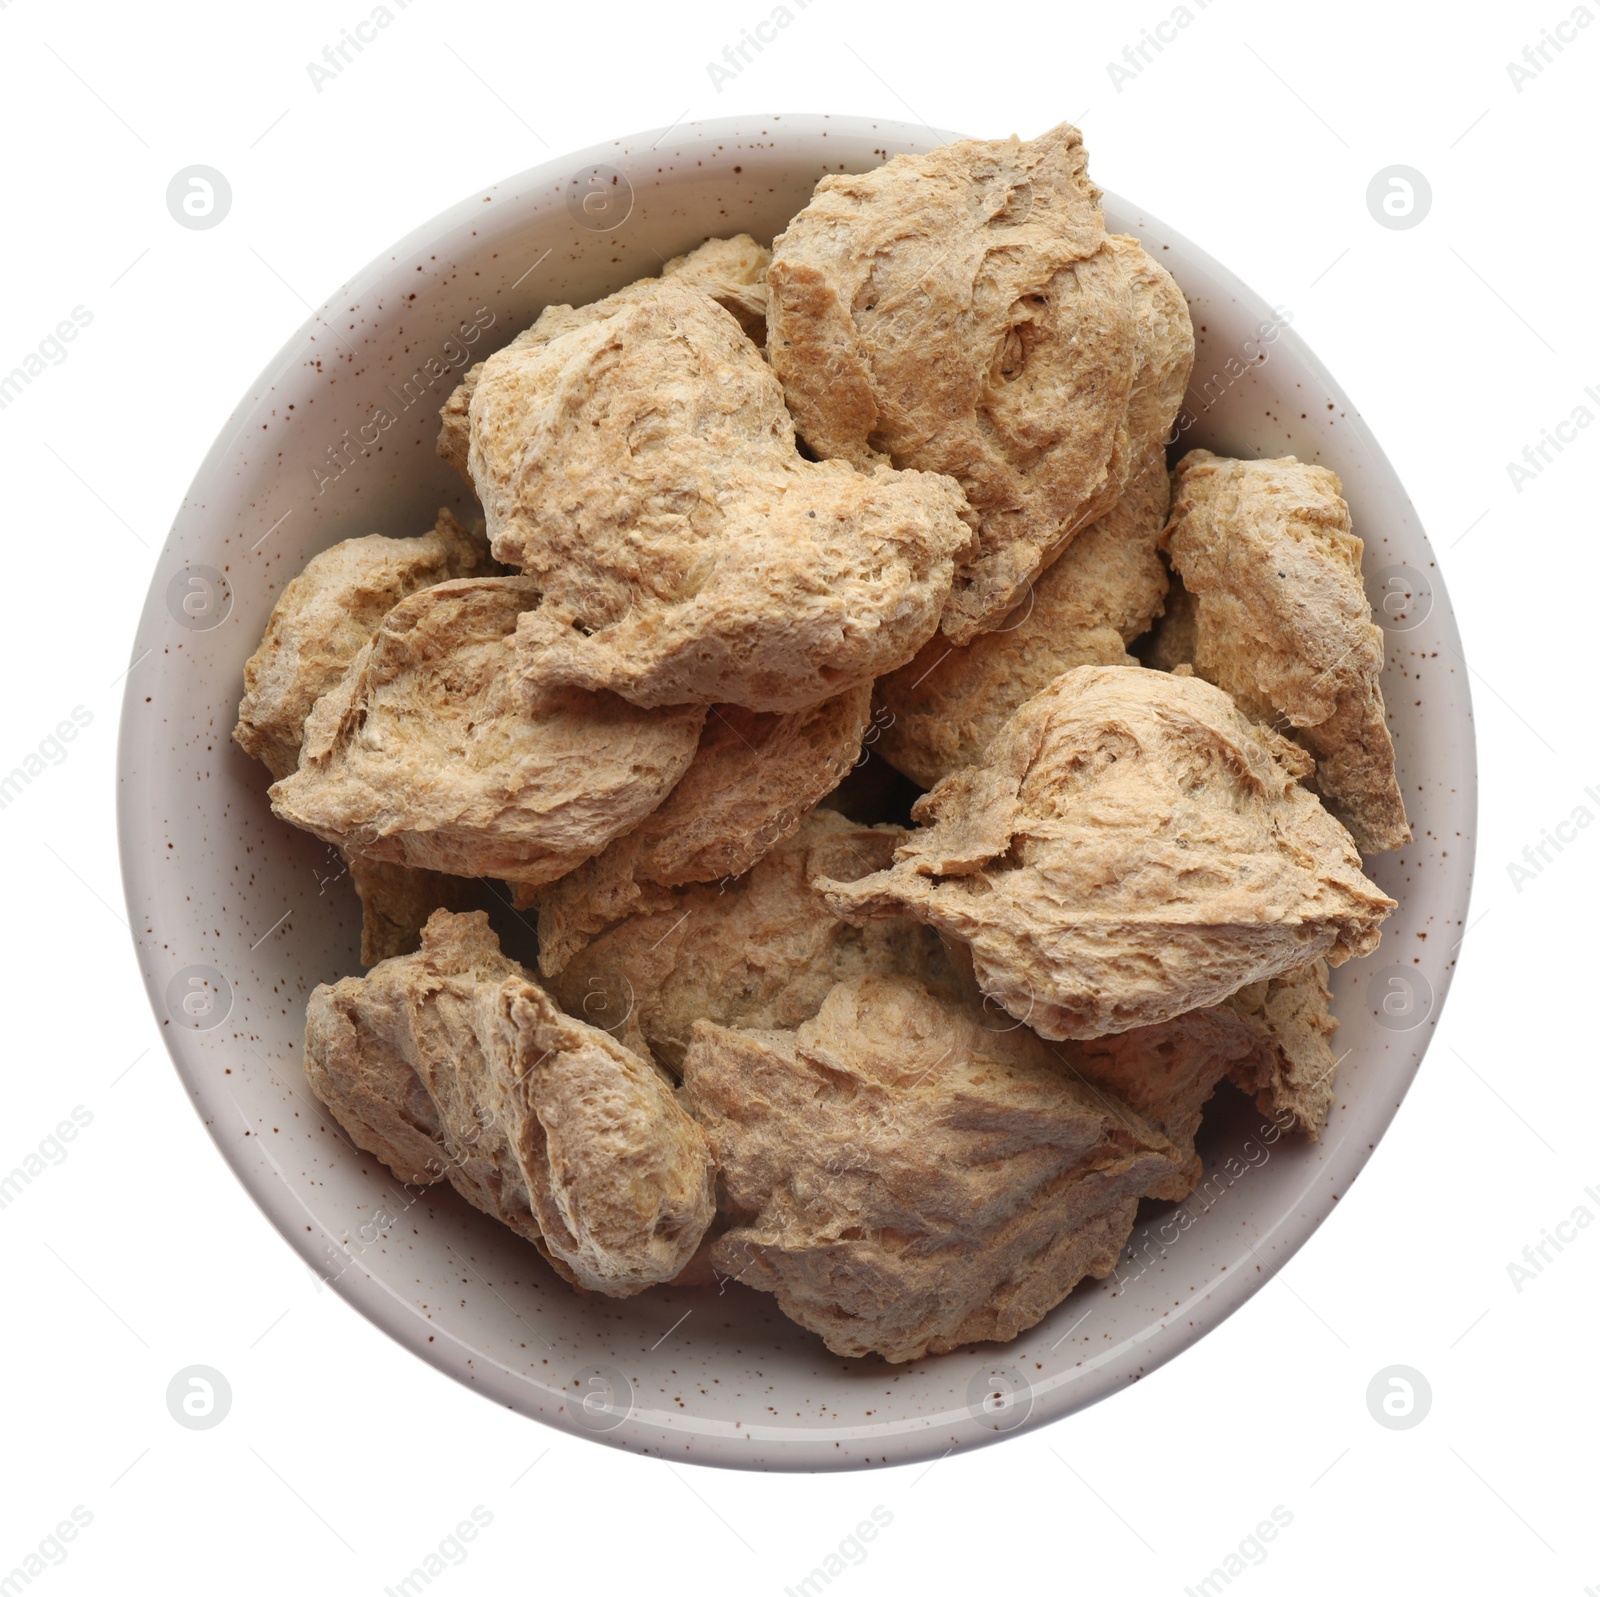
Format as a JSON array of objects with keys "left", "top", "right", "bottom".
[{"left": 118, "top": 114, "right": 1475, "bottom": 1470}]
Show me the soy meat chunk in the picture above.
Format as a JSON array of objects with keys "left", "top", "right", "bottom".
[
  {"left": 766, "top": 124, "right": 1193, "bottom": 644},
  {"left": 679, "top": 972, "right": 1186, "bottom": 1361},
  {"left": 876, "top": 451, "right": 1171, "bottom": 788},
  {"left": 233, "top": 508, "right": 499, "bottom": 962},
  {"left": 270, "top": 575, "right": 705, "bottom": 886},
  {"left": 662, "top": 233, "right": 771, "bottom": 342},
  {"left": 534, "top": 686, "right": 873, "bottom": 976},
  {"left": 552, "top": 809, "right": 957, "bottom": 1071},
  {"left": 1063, "top": 957, "right": 1343, "bottom": 1195},
  {"left": 304, "top": 911, "right": 716, "bottom": 1294},
  {"left": 235, "top": 508, "right": 497, "bottom": 779},
  {"left": 820, "top": 665, "right": 1394, "bottom": 1040},
  {"left": 437, "top": 238, "right": 773, "bottom": 476},
  {"left": 1160, "top": 450, "right": 1410, "bottom": 853},
  {"left": 1069, "top": 1007, "right": 1261, "bottom": 1199},
  {"left": 448, "top": 275, "right": 969, "bottom": 710},
  {"left": 1224, "top": 958, "right": 1342, "bottom": 1137}
]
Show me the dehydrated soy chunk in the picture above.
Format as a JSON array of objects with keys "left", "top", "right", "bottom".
[
  {"left": 235, "top": 507, "right": 496, "bottom": 780},
  {"left": 271, "top": 575, "right": 705, "bottom": 886},
  {"left": 680, "top": 972, "right": 1184, "bottom": 1361},
  {"left": 1161, "top": 450, "right": 1410, "bottom": 853},
  {"left": 438, "top": 238, "right": 773, "bottom": 475},
  {"left": 552, "top": 809, "right": 958, "bottom": 1070},
  {"left": 454, "top": 276, "right": 971, "bottom": 711},
  {"left": 662, "top": 233, "right": 771, "bottom": 342},
  {"left": 821, "top": 665, "right": 1394, "bottom": 1039},
  {"left": 305, "top": 911, "right": 716, "bottom": 1294},
  {"left": 534, "top": 686, "right": 873, "bottom": 976},
  {"left": 767, "top": 124, "right": 1192, "bottom": 644},
  {"left": 875, "top": 451, "right": 1171, "bottom": 788}
]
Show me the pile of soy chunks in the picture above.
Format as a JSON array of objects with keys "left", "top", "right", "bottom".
[{"left": 234, "top": 125, "right": 1407, "bottom": 1363}]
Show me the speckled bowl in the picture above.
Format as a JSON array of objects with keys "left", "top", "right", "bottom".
[{"left": 118, "top": 115, "right": 1475, "bottom": 1471}]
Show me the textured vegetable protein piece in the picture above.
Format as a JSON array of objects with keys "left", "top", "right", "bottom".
[
  {"left": 303, "top": 911, "right": 716, "bottom": 1294},
  {"left": 534, "top": 686, "right": 874, "bottom": 976},
  {"left": 270, "top": 575, "right": 706, "bottom": 885},
  {"left": 437, "top": 236, "right": 774, "bottom": 478},
  {"left": 662, "top": 233, "right": 771, "bottom": 342},
  {"left": 1223, "top": 957, "right": 1342, "bottom": 1137},
  {"left": 820, "top": 665, "right": 1395, "bottom": 1039},
  {"left": 679, "top": 972, "right": 1186, "bottom": 1361},
  {"left": 766, "top": 123, "right": 1193, "bottom": 645},
  {"left": 234, "top": 507, "right": 498, "bottom": 780},
  {"left": 232, "top": 508, "right": 500, "bottom": 963},
  {"left": 1160, "top": 450, "right": 1411, "bottom": 853},
  {"left": 875, "top": 450, "right": 1172, "bottom": 788},
  {"left": 453, "top": 275, "right": 971, "bottom": 710},
  {"left": 553, "top": 809, "right": 959, "bottom": 1072}
]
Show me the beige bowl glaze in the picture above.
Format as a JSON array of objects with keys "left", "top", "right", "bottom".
[{"left": 118, "top": 115, "right": 1475, "bottom": 1471}]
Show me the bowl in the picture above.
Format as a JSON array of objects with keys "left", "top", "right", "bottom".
[{"left": 118, "top": 114, "right": 1476, "bottom": 1471}]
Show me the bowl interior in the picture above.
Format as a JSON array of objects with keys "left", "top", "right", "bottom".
[{"left": 119, "top": 114, "right": 1475, "bottom": 1470}]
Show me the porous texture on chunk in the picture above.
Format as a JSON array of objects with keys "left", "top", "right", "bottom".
[
  {"left": 680, "top": 972, "right": 1185, "bottom": 1361},
  {"left": 663, "top": 233, "right": 771, "bottom": 342},
  {"left": 820, "top": 665, "right": 1394, "bottom": 1039},
  {"left": 1161, "top": 450, "right": 1410, "bottom": 853},
  {"left": 875, "top": 451, "right": 1171, "bottom": 787},
  {"left": 344, "top": 851, "right": 476, "bottom": 967},
  {"left": 535, "top": 686, "right": 873, "bottom": 976},
  {"left": 1068, "top": 1007, "right": 1263, "bottom": 1199},
  {"left": 766, "top": 124, "right": 1192, "bottom": 644},
  {"left": 553, "top": 809, "right": 957, "bottom": 1072},
  {"left": 271, "top": 575, "right": 705, "bottom": 886},
  {"left": 303, "top": 911, "right": 716, "bottom": 1294},
  {"left": 449, "top": 275, "right": 969, "bottom": 710},
  {"left": 235, "top": 508, "right": 497, "bottom": 780},
  {"left": 233, "top": 508, "right": 500, "bottom": 965},
  {"left": 1224, "top": 958, "right": 1341, "bottom": 1136},
  {"left": 438, "top": 240, "right": 774, "bottom": 476}
]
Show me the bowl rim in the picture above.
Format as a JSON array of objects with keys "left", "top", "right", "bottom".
[{"left": 118, "top": 112, "right": 1477, "bottom": 1471}]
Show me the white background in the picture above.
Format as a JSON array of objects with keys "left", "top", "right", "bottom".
[{"left": 1, "top": 0, "right": 1595, "bottom": 1591}]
